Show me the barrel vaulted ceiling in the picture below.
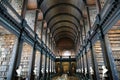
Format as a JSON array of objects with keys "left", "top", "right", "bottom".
[
  {"left": 24, "top": 0, "right": 96, "bottom": 55},
  {"left": 6, "top": 0, "right": 96, "bottom": 56},
  {"left": 39, "top": 0, "right": 95, "bottom": 49},
  {"left": 40, "top": 0, "right": 83, "bottom": 42},
  {"left": 9, "top": 0, "right": 96, "bottom": 56}
]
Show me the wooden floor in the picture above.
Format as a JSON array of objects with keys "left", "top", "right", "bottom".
[{"left": 52, "top": 74, "right": 79, "bottom": 80}]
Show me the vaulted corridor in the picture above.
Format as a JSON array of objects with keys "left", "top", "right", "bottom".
[{"left": 0, "top": 0, "right": 120, "bottom": 80}]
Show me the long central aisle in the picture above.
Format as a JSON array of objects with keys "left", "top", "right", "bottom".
[{"left": 52, "top": 74, "right": 79, "bottom": 80}]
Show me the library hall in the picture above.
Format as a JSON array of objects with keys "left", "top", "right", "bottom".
[{"left": 0, "top": 0, "right": 120, "bottom": 80}]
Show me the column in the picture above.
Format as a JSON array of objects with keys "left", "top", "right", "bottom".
[
  {"left": 47, "top": 55, "right": 50, "bottom": 80},
  {"left": 38, "top": 48, "right": 43, "bottom": 80},
  {"left": 40, "top": 19, "right": 44, "bottom": 40},
  {"left": 83, "top": 16, "right": 90, "bottom": 79},
  {"left": 99, "top": 24, "right": 119, "bottom": 80},
  {"left": 89, "top": 38, "right": 100, "bottom": 80},
  {"left": 76, "top": 58, "right": 79, "bottom": 73},
  {"left": 85, "top": 49, "right": 90, "bottom": 79},
  {"left": 43, "top": 50, "right": 47, "bottom": 80},
  {"left": 78, "top": 56, "right": 82, "bottom": 79},
  {"left": 51, "top": 58, "right": 55, "bottom": 79},
  {"left": 69, "top": 56, "right": 72, "bottom": 75},
  {"left": 80, "top": 54, "right": 83, "bottom": 74},
  {"left": 51, "top": 59, "right": 53, "bottom": 74},
  {"left": 27, "top": 34, "right": 37, "bottom": 80},
  {"left": 6, "top": 34, "right": 23, "bottom": 80},
  {"left": 50, "top": 56, "right": 53, "bottom": 80},
  {"left": 76, "top": 58, "right": 80, "bottom": 73},
  {"left": 7, "top": 0, "right": 28, "bottom": 78},
  {"left": 82, "top": 52, "right": 85, "bottom": 76},
  {"left": 77, "top": 57, "right": 80, "bottom": 73},
  {"left": 53, "top": 60, "right": 55, "bottom": 73},
  {"left": 60, "top": 56, "right": 62, "bottom": 75},
  {"left": 43, "top": 25, "right": 48, "bottom": 80},
  {"left": 86, "top": 6, "right": 91, "bottom": 30},
  {"left": 50, "top": 58, "right": 52, "bottom": 80},
  {"left": 79, "top": 55, "right": 82, "bottom": 74}
]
